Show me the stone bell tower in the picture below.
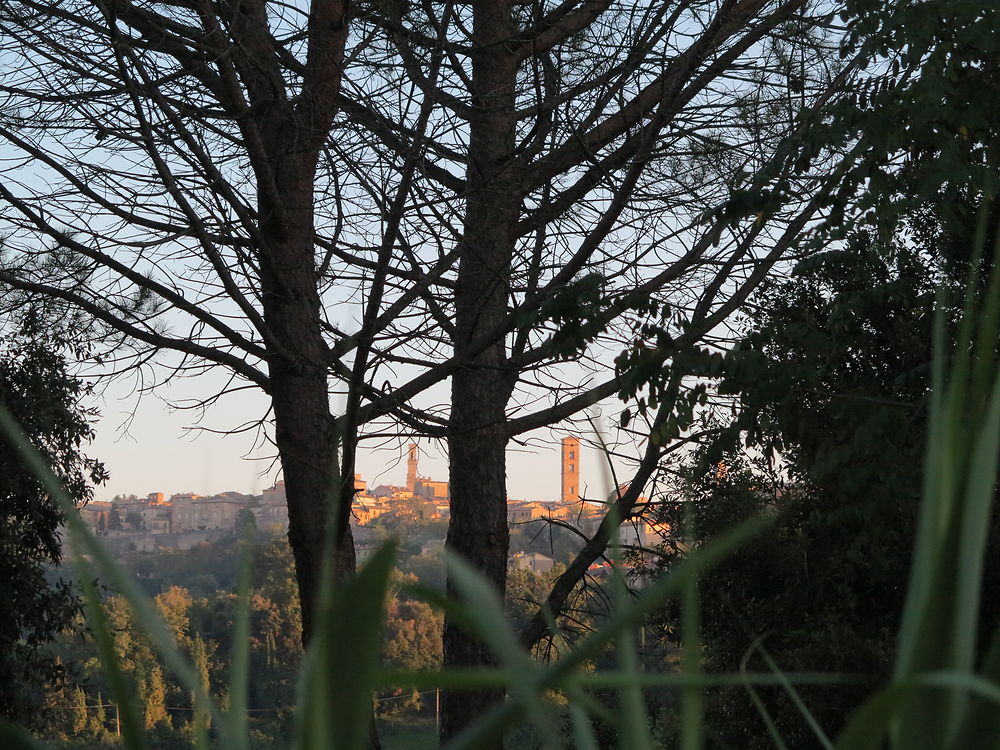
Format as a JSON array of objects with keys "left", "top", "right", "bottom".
[
  {"left": 407, "top": 443, "right": 418, "bottom": 493},
  {"left": 561, "top": 436, "right": 580, "bottom": 503}
]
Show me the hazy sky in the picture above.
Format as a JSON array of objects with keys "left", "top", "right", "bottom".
[{"left": 87, "top": 374, "right": 628, "bottom": 504}]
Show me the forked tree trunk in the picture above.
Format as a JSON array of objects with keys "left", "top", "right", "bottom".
[
  {"left": 260, "top": 153, "right": 357, "bottom": 645},
  {"left": 249, "top": 8, "right": 375, "bottom": 741},
  {"left": 442, "top": 0, "right": 518, "bottom": 741}
]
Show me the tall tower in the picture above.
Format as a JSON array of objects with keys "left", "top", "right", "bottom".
[
  {"left": 561, "top": 436, "right": 580, "bottom": 503},
  {"left": 406, "top": 443, "right": 418, "bottom": 492}
]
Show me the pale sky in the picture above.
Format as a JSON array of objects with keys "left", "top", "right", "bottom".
[{"left": 87, "top": 374, "right": 629, "bottom": 505}]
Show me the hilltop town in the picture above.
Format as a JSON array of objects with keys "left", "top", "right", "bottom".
[{"left": 76, "top": 437, "right": 665, "bottom": 570}]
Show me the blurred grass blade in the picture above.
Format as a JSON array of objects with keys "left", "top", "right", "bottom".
[
  {"left": 550, "top": 515, "right": 771, "bottom": 678},
  {"left": 839, "top": 673, "right": 1000, "bottom": 750},
  {"left": 739, "top": 642, "right": 790, "bottom": 750},
  {"left": 753, "top": 640, "right": 834, "bottom": 750},
  {"left": 443, "top": 552, "right": 535, "bottom": 673},
  {"left": 0, "top": 406, "right": 225, "bottom": 737},
  {"left": 444, "top": 552, "right": 560, "bottom": 747},
  {"left": 569, "top": 703, "right": 600, "bottom": 750},
  {"left": 835, "top": 686, "right": 906, "bottom": 750},
  {"left": 294, "top": 543, "right": 395, "bottom": 750},
  {"left": 445, "top": 515, "right": 770, "bottom": 749},
  {"left": 953, "top": 628, "right": 1000, "bottom": 748},
  {"left": 891, "top": 220, "right": 1000, "bottom": 747},
  {"left": 679, "top": 500, "right": 702, "bottom": 750},
  {"left": 224, "top": 538, "right": 254, "bottom": 750},
  {"left": 616, "top": 622, "right": 651, "bottom": 750},
  {"left": 74, "top": 554, "right": 147, "bottom": 750}
]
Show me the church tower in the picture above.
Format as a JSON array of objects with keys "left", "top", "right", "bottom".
[
  {"left": 407, "top": 443, "right": 418, "bottom": 492},
  {"left": 561, "top": 436, "right": 580, "bottom": 503}
]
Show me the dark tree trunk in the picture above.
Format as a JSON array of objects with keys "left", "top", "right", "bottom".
[
  {"left": 248, "top": 6, "right": 375, "bottom": 741},
  {"left": 441, "top": 0, "right": 518, "bottom": 741},
  {"left": 259, "top": 148, "right": 357, "bottom": 645},
  {"left": 235, "top": 0, "right": 355, "bottom": 646}
]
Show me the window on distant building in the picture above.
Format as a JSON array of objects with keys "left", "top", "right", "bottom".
[
  {"left": 569, "top": 464, "right": 574, "bottom": 472},
  {"left": 569, "top": 485, "right": 575, "bottom": 495},
  {"left": 569, "top": 451, "right": 575, "bottom": 459}
]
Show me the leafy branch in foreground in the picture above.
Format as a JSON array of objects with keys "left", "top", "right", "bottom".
[{"left": 0, "top": 316, "right": 107, "bottom": 729}]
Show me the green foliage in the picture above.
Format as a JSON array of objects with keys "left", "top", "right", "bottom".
[
  {"left": 120, "top": 539, "right": 243, "bottom": 598},
  {"left": 652, "top": 195, "right": 1000, "bottom": 748},
  {"left": 535, "top": 274, "right": 610, "bottom": 361},
  {"left": 505, "top": 565, "right": 569, "bottom": 636},
  {"left": 37, "top": 538, "right": 306, "bottom": 748},
  {"left": 839, "top": 0, "right": 1000, "bottom": 212},
  {"left": 234, "top": 509, "right": 257, "bottom": 541},
  {"left": 0, "top": 320, "right": 107, "bottom": 727},
  {"left": 368, "top": 497, "right": 447, "bottom": 549},
  {"left": 379, "top": 597, "right": 443, "bottom": 716}
]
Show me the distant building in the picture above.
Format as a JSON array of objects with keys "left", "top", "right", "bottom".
[
  {"left": 261, "top": 481, "right": 286, "bottom": 506},
  {"left": 537, "top": 502, "right": 570, "bottom": 519},
  {"left": 407, "top": 443, "right": 418, "bottom": 492},
  {"left": 512, "top": 552, "right": 554, "bottom": 574},
  {"left": 356, "top": 542, "right": 381, "bottom": 565},
  {"left": 371, "top": 484, "right": 410, "bottom": 499},
  {"left": 191, "top": 496, "right": 244, "bottom": 529},
  {"left": 138, "top": 503, "right": 172, "bottom": 534},
  {"left": 351, "top": 498, "right": 389, "bottom": 525},
  {"left": 79, "top": 501, "right": 114, "bottom": 532},
  {"left": 415, "top": 478, "right": 449, "bottom": 500},
  {"left": 508, "top": 502, "right": 548, "bottom": 524},
  {"left": 72, "top": 475, "right": 395, "bottom": 557},
  {"left": 405, "top": 442, "right": 450, "bottom": 500},
  {"left": 561, "top": 436, "right": 580, "bottom": 503},
  {"left": 254, "top": 502, "right": 289, "bottom": 533}
]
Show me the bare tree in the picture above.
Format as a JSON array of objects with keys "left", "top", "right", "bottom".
[
  {"left": 336, "top": 0, "right": 850, "bottom": 737},
  {"left": 1, "top": 0, "right": 854, "bottom": 741},
  {"left": 0, "top": 0, "right": 361, "bottom": 643}
]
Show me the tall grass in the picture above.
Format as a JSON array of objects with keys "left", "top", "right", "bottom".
[{"left": 2, "top": 247, "right": 1000, "bottom": 748}]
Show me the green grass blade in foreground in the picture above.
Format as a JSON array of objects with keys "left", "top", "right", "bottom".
[
  {"left": 679, "top": 501, "right": 702, "bottom": 750},
  {"left": 555, "top": 515, "right": 771, "bottom": 677},
  {"left": 0, "top": 407, "right": 227, "bottom": 742},
  {"left": 569, "top": 703, "right": 600, "bottom": 750},
  {"left": 223, "top": 538, "right": 254, "bottom": 750},
  {"left": 606, "top": 546, "right": 651, "bottom": 750},
  {"left": 742, "top": 639, "right": 834, "bottom": 750},
  {"left": 891, "top": 253, "right": 1000, "bottom": 747},
  {"left": 443, "top": 552, "right": 562, "bottom": 749},
  {"left": 951, "top": 371, "right": 1000, "bottom": 641},
  {"left": 835, "top": 685, "right": 908, "bottom": 750},
  {"left": 442, "top": 514, "right": 770, "bottom": 749},
  {"left": 615, "top": 609, "right": 652, "bottom": 750},
  {"left": 293, "top": 543, "right": 395, "bottom": 750},
  {"left": 953, "top": 626, "right": 1000, "bottom": 748},
  {"left": 593, "top": 437, "right": 651, "bottom": 750},
  {"left": 837, "top": 672, "right": 1000, "bottom": 750},
  {"left": 75, "top": 554, "right": 148, "bottom": 750},
  {"left": 443, "top": 552, "right": 536, "bottom": 673},
  {"left": 736, "top": 639, "right": 796, "bottom": 750}
]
